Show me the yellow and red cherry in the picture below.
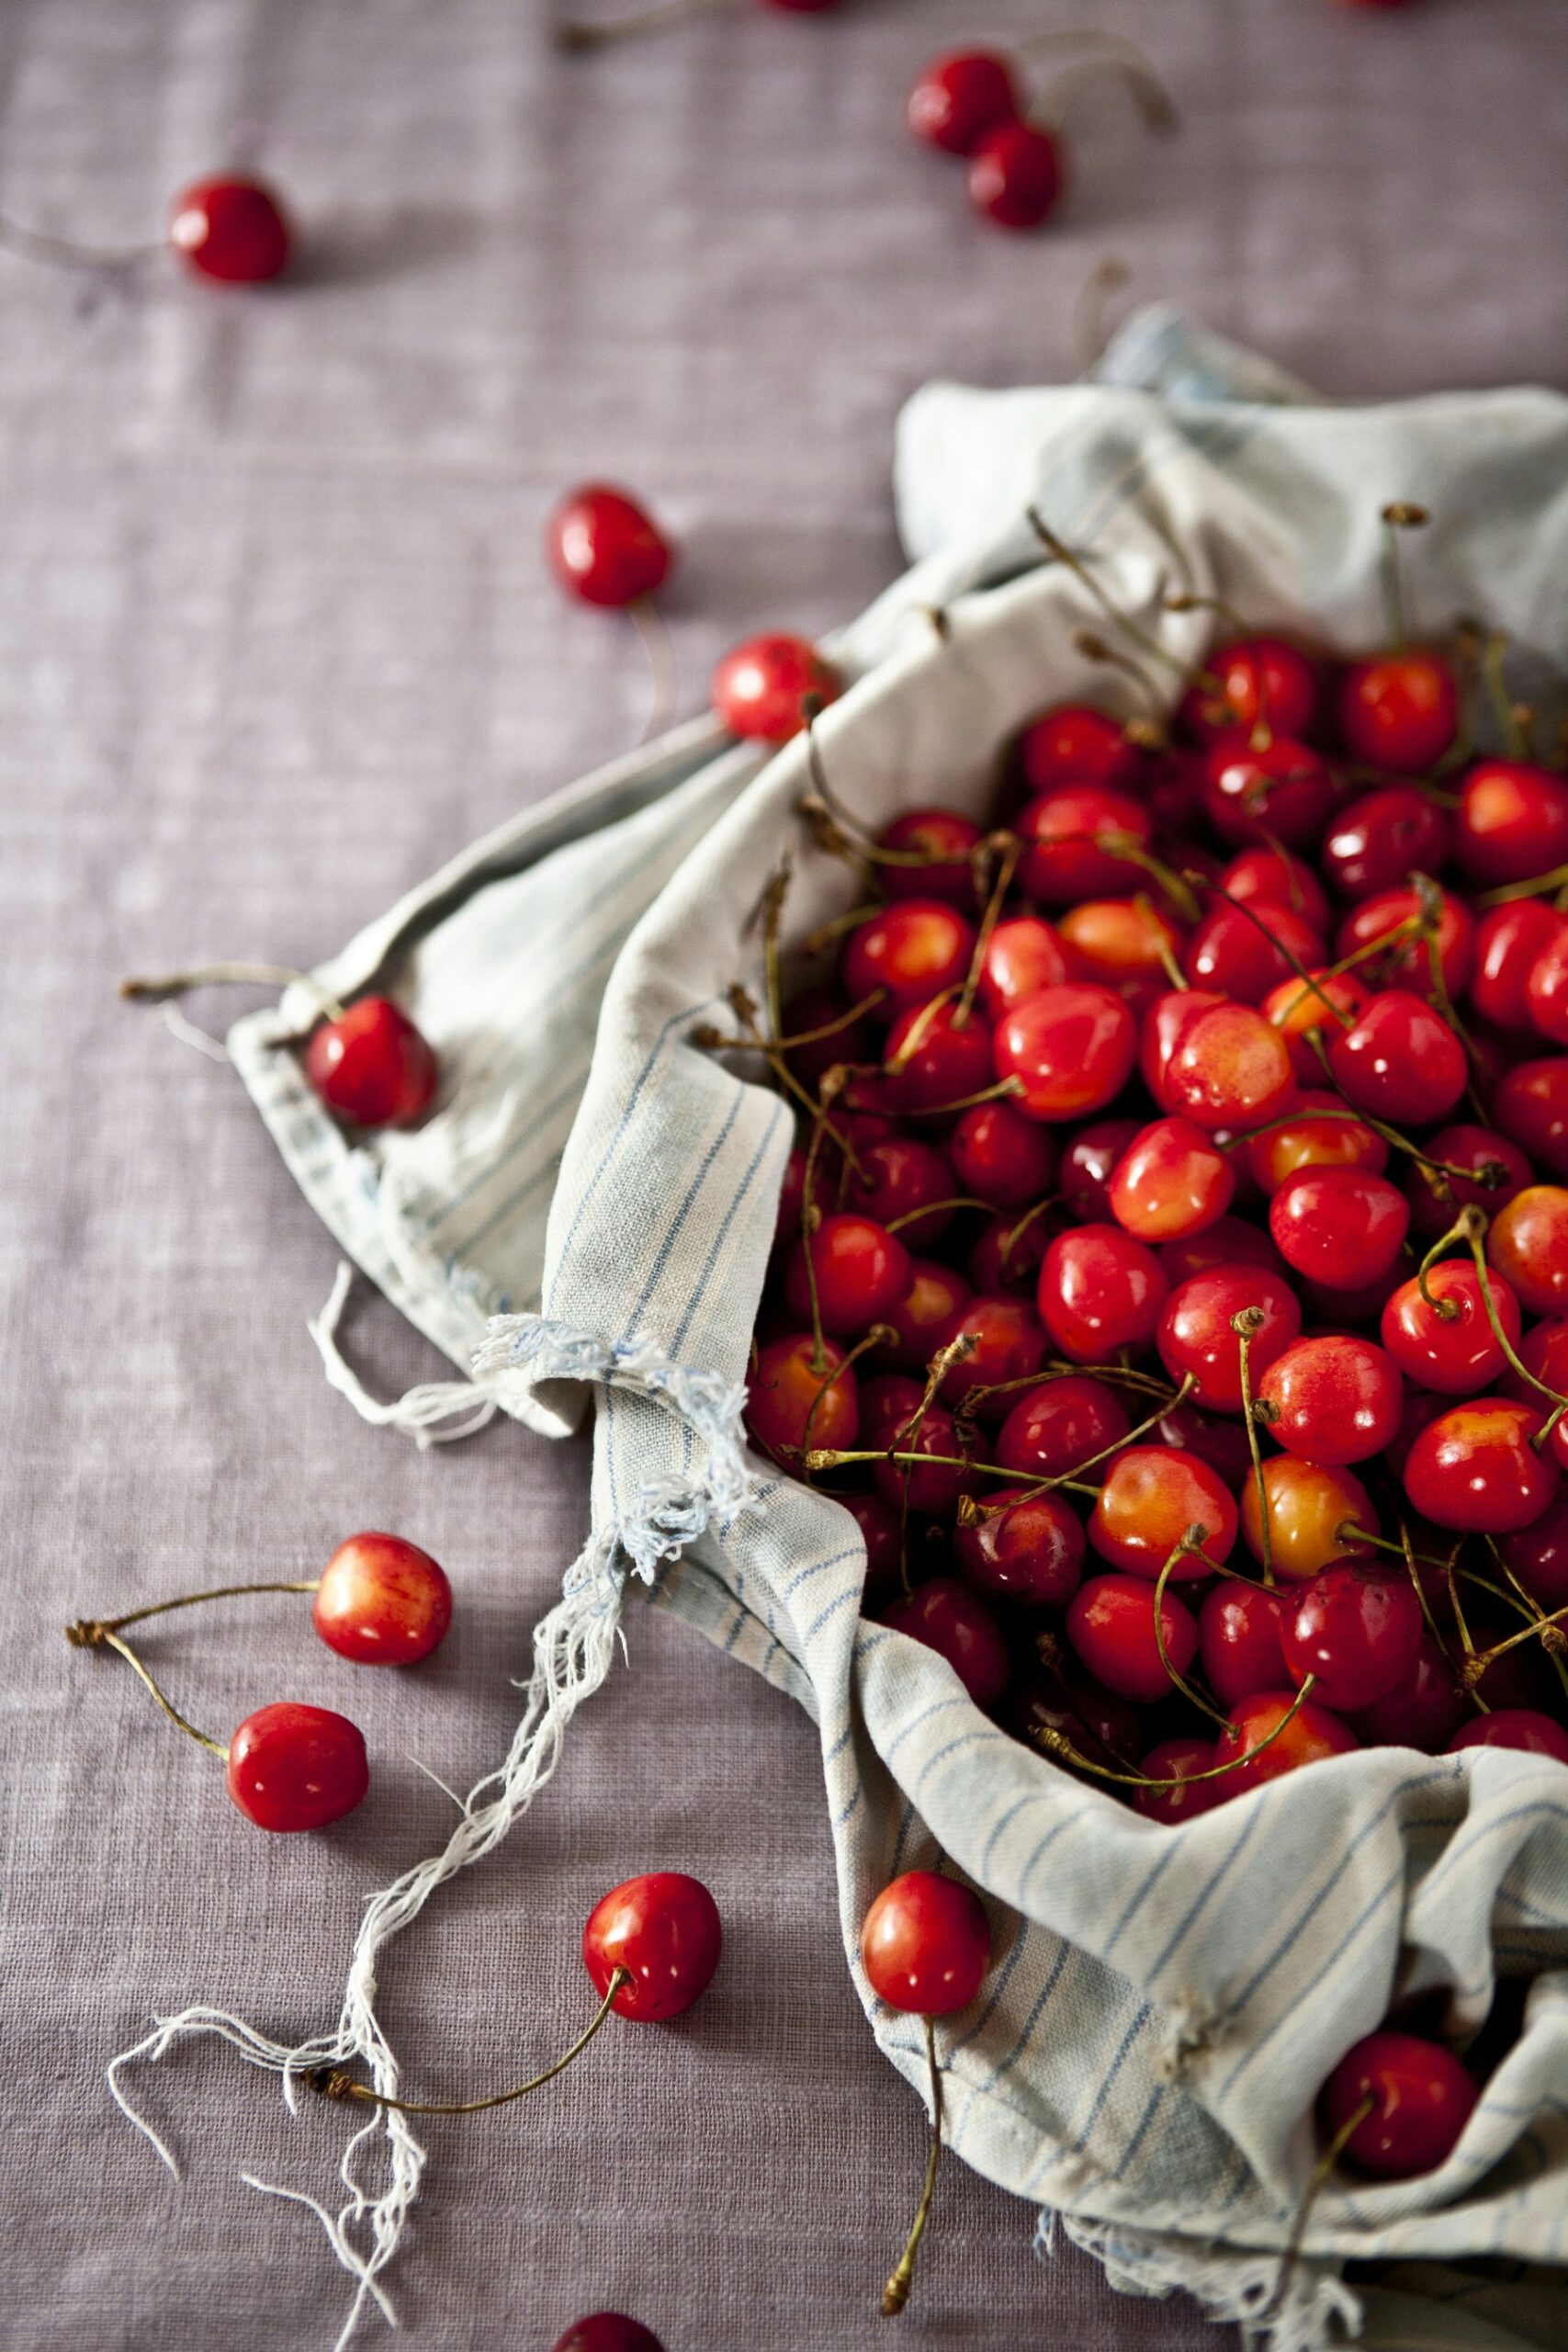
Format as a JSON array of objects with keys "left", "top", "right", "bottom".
[
  {"left": 1158, "top": 997, "right": 1297, "bottom": 1130},
  {"left": 994, "top": 1372, "right": 1130, "bottom": 1481},
  {"left": 1281, "top": 1562, "right": 1422, "bottom": 1711},
  {"left": 1019, "top": 702, "right": 1144, "bottom": 794},
  {"left": 582, "top": 1871, "right": 723, "bottom": 2021},
  {"left": 993, "top": 983, "right": 1136, "bottom": 1120},
  {"left": 746, "top": 1333, "right": 859, "bottom": 1458},
  {"left": 1405, "top": 1124, "right": 1530, "bottom": 1234},
  {"left": 1258, "top": 1334, "right": 1404, "bottom": 1463},
  {"left": 1247, "top": 1090, "right": 1386, "bottom": 1195},
  {"left": 1057, "top": 896, "right": 1186, "bottom": 1016},
  {"left": 1213, "top": 1688, "right": 1359, "bottom": 1795},
  {"left": 1381, "top": 1261, "right": 1519, "bottom": 1395},
  {"left": 1335, "top": 881, "right": 1474, "bottom": 998},
  {"left": 949, "top": 1099, "right": 1055, "bottom": 1208},
  {"left": 1337, "top": 646, "right": 1459, "bottom": 774},
  {"left": 1038, "top": 1223, "right": 1168, "bottom": 1363},
  {"left": 1495, "top": 1057, "right": 1568, "bottom": 1182},
  {"left": 1134, "top": 1736, "right": 1220, "bottom": 1826},
  {"left": 1157, "top": 1264, "right": 1302, "bottom": 1413},
  {"left": 1260, "top": 971, "right": 1370, "bottom": 1085},
  {"left": 955, "top": 1489, "right": 1084, "bottom": 1611},
  {"left": 1320, "top": 2032, "right": 1476, "bottom": 2178},
  {"left": 1181, "top": 636, "right": 1319, "bottom": 741},
  {"left": 1403, "top": 1398, "right": 1560, "bottom": 1532},
  {"left": 1198, "top": 1580, "right": 1288, "bottom": 1709},
  {"left": 1240, "top": 1458, "right": 1378, "bottom": 1580},
  {"left": 1455, "top": 758, "right": 1568, "bottom": 887},
  {"left": 875, "top": 1257, "right": 971, "bottom": 1373},
  {"left": 1183, "top": 897, "right": 1327, "bottom": 1004},
  {"left": 226, "top": 1702, "right": 369, "bottom": 1833},
  {"left": 1107, "top": 1115, "right": 1235, "bottom": 1241},
  {"left": 1448, "top": 1710, "right": 1568, "bottom": 1767},
  {"left": 976, "top": 912, "right": 1070, "bottom": 1019},
  {"left": 908, "top": 48, "right": 1020, "bottom": 154},
  {"left": 1320, "top": 784, "right": 1450, "bottom": 901},
  {"left": 784, "top": 1213, "right": 910, "bottom": 1334},
  {"left": 545, "top": 484, "right": 672, "bottom": 607},
  {"left": 711, "top": 632, "right": 838, "bottom": 741},
  {"left": 842, "top": 898, "right": 975, "bottom": 1013},
  {"left": 1200, "top": 731, "right": 1336, "bottom": 850},
  {"left": 169, "top": 175, "right": 291, "bottom": 281},
  {"left": 878, "top": 807, "right": 986, "bottom": 909},
  {"left": 304, "top": 997, "right": 438, "bottom": 1127},
  {"left": 1066, "top": 1573, "right": 1199, "bottom": 1704},
  {"left": 1472, "top": 901, "right": 1568, "bottom": 1034},
  {"left": 880, "top": 1001, "right": 994, "bottom": 1115},
  {"left": 862, "top": 1870, "right": 990, "bottom": 2015},
  {"left": 1269, "top": 1166, "right": 1409, "bottom": 1290},
  {"left": 879, "top": 1577, "right": 1010, "bottom": 1709},
  {"left": 1487, "top": 1184, "right": 1568, "bottom": 1317},
  {"left": 312, "top": 1534, "right": 453, "bottom": 1666},
  {"left": 1088, "top": 1444, "right": 1236, "bottom": 1579},
  {"left": 1016, "top": 783, "right": 1153, "bottom": 904}
]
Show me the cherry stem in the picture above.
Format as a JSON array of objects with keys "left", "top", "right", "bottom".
[
  {"left": 955, "top": 835, "right": 1021, "bottom": 1028},
  {"left": 1134, "top": 892, "right": 1188, "bottom": 991},
  {"left": 1265, "top": 2091, "right": 1377, "bottom": 2324},
  {"left": 1464, "top": 1600, "right": 1568, "bottom": 1683},
  {"left": 978, "top": 1371, "right": 1196, "bottom": 1514},
  {"left": 1234, "top": 1312, "right": 1275, "bottom": 1588},
  {"left": 627, "top": 596, "right": 677, "bottom": 744},
  {"left": 1025, "top": 509, "right": 1219, "bottom": 695},
  {"left": 1189, "top": 874, "right": 1352, "bottom": 1028},
  {"left": 1476, "top": 858, "right": 1568, "bottom": 910},
  {"left": 998, "top": 1193, "right": 1064, "bottom": 1273},
  {"left": 1072, "top": 253, "right": 1131, "bottom": 373},
  {"left": 1071, "top": 629, "right": 1168, "bottom": 737},
  {"left": 554, "top": 0, "right": 727, "bottom": 47},
  {"left": 1481, "top": 633, "right": 1527, "bottom": 763},
  {"left": 1034, "top": 53, "right": 1178, "bottom": 139},
  {"left": 1378, "top": 503, "right": 1430, "bottom": 653},
  {"left": 885, "top": 1197, "right": 996, "bottom": 1234},
  {"left": 1041, "top": 1675, "right": 1320, "bottom": 1790},
  {"left": 65, "top": 1623, "right": 228, "bottom": 1760},
  {"left": 897, "top": 1335, "right": 977, "bottom": 1591},
  {"left": 881, "top": 2012, "right": 942, "bottom": 2320},
  {"left": 1447, "top": 1204, "right": 1568, "bottom": 1444},
  {"left": 120, "top": 962, "right": 345, "bottom": 1023},
  {"left": 902, "top": 1077, "right": 1030, "bottom": 1122},
  {"left": 0, "top": 212, "right": 166, "bottom": 270},
  {"left": 1153, "top": 1534, "right": 1229, "bottom": 1724},
  {"left": 315, "top": 1966, "right": 634, "bottom": 2114},
  {"left": 799, "top": 1326, "right": 897, "bottom": 1468}
]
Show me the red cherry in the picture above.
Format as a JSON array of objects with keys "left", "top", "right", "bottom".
[
  {"left": 1327, "top": 991, "right": 1467, "bottom": 1127},
  {"left": 1108, "top": 1115, "right": 1235, "bottom": 1242},
  {"left": 968, "top": 1211, "right": 1048, "bottom": 1295},
  {"left": 879, "top": 807, "right": 985, "bottom": 909},
  {"left": 1473, "top": 901, "right": 1568, "bottom": 1034},
  {"left": 1038, "top": 1223, "right": 1168, "bottom": 1363},
  {"left": 844, "top": 1136, "right": 955, "bottom": 1248},
  {"left": 1320, "top": 2032, "right": 1476, "bottom": 2179},
  {"left": 968, "top": 121, "right": 1063, "bottom": 230},
  {"left": 1488, "top": 1184, "right": 1568, "bottom": 1318},
  {"left": 168, "top": 175, "right": 290, "bottom": 282},
  {"left": 1182, "top": 638, "right": 1319, "bottom": 741},
  {"left": 842, "top": 899, "right": 976, "bottom": 1013},
  {"left": 872, "top": 1401, "right": 985, "bottom": 1519},
  {"left": 1240, "top": 1457, "right": 1377, "bottom": 1580},
  {"left": 226, "top": 1702, "right": 369, "bottom": 1833},
  {"left": 937, "top": 1294, "right": 1045, "bottom": 1416},
  {"left": 839, "top": 1491, "right": 906, "bottom": 1606},
  {"left": 1495, "top": 1057, "right": 1568, "bottom": 1181},
  {"left": 1351, "top": 1630, "right": 1471, "bottom": 1751},
  {"left": 1199, "top": 1580, "right": 1288, "bottom": 1708},
  {"left": 1523, "top": 926, "right": 1568, "bottom": 1046},
  {"left": 545, "top": 485, "right": 672, "bottom": 608},
  {"left": 876, "top": 1258, "right": 971, "bottom": 1372},
  {"left": 784, "top": 1214, "right": 910, "bottom": 1335},
  {"left": 861, "top": 1871, "right": 990, "bottom": 2015},
  {"left": 1019, "top": 703, "right": 1142, "bottom": 793},
  {"left": 1281, "top": 1562, "right": 1422, "bottom": 1711},
  {"left": 1201, "top": 731, "right": 1336, "bottom": 850},
  {"left": 1260, "top": 973, "right": 1371, "bottom": 1087},
  {"left": 711, "top": 633, "right": 838, "bottom": 741},
  {"left": 1258, "top": 1334, "right": 1404, "bottom": 1464},
  {"left": 1213, "top": 1689, "right": 1359, "bottom": 1794},
  {"left": 312, "top": 1534, "right": 453, "bottom": 1666},
  {"left": 1501, "top": 1502, "right": 1568, "bottom": 1611},
  {"left": 1157, "top": 1214, "right": 1285, "bottom": 1288},
  {"left": 304, "top": 997, "right": 438, "bottom": 1128},
  {"left": 879, "top": 1577, "right": 1010, "bottom": 1708},
  {"left": 1159, "top": 998, "right": 1297, "bottom": 1131},
  {"left": 1154, "top": 1396, "right": 1255, "bottom": 1489},
  {"left": 1404, "top": 1124, "right": 1531, "bottom": 1235},
  {"left": 1089, "top": 1445, "right": 1236, "bottom": 1580},
  {"left": 1157, "top": 1264, "right": 1303, "bottom": 1414},
  {"left": 1381, "top": 1261, "right": 1519, "bottom": 1396},
  {"left": 1448, "top": 1710, "right": 1568, "bottom": 1767},
  {"left": 908, "top": 49, "right": 1020, "bottom": 153},
  {"left": 1183, "top": 899, "right": 1327, "bottom": 1005},
  {"left": 1058, "top": 896, "right": 1185, "bottom": 1015},
  {"left": 955, "top": 1489, "right": 1084, "bottom": 1609},
  {"left": 1335, "top": 882, "right": 1473, "bottom": 999},
  {"left": 1218, "top": 845, "right": 1330, "bottom": 935},
  {"left": 1135, "top": 1736, "right": 1220, "bottom": 1826},
  {"left": 976, "top": 912, "right": 1070, "bottom": 1019},
  {"left": 1269, "top": 1166, "right": 1409, "bottom": 1290},
  {"left": 995, "top": 1374, "right": 1130, "bottom": 1480},
  {"left": 1066, "top": 1573, "right": 1198, "bottom": 1704},
  {"left": 1320, "top": 785, "right": 1451, "bottom": 901},
  {"left": 994, "top": 984, "right": 1136, "bottom": 1121},
  {"left": 1455, "top": 760, "right": 1568, "bottom": 887},
  {"left": 949, "top": 1099, "right": 1055, "bottom": 1208},
  {"left": 782, "top": 983, "right": 878, "bottom": 1091},
  {"left": 880, "top": 1001, "right": 994, "bottom": 1116},
  {"left": 582, "top": 1871, "right": 723, "bottom": 2021},
  {"left": 1247, "top": 1090, "right": 1385, "bottom": 1196},
  {"left": 746, "top": 1333, "right": 858, "bottom": 1459},
  {"left": 1403, "top": 1398, "right": 1560, "bottom": 1532},
  {"left": 1060, "top": 1116, "right": 1144, "bottom": 1220},
  {"left": 1338, "top": 649, "right": 1459, "bottom": 774},
  {"left": 1018, "top": 784, "right": 1153, "bottom": 905},
  {"left": 552, "top": 2317, "right": 665, "bottom": 2352}
]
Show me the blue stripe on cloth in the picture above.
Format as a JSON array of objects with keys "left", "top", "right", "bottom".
[
  {"left": 553, "top": 997, "right": 718, "bottom": 1284},
  {"left": 626, "top": 1089, "right": 745, "bottom": 1330},
  {"left": 668, "top": 1097, "right": 788, "bottom": 1356}
]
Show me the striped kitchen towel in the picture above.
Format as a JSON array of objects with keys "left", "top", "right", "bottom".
[{"left": 134, "top": 311, "right": 1568, "bottom": 2351}]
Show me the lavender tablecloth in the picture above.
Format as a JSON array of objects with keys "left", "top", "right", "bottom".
[{"left": 5, "top": 3, "right": 1566, "bottom": 2347}]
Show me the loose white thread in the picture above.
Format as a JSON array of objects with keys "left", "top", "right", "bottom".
[
  {"left": 307, "top": 1261, "right": 500, "bottom": 1447},
  {"left": 1043, "top": 2209, "right": 1361, "bottom": 2352}
]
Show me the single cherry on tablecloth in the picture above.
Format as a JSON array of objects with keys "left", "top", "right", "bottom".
[
  {"left": 547, "top": 483, "right": 679, "bottom": 738},
  {"left": 0, "top": 172, "right": 291, "bottom": 282}
]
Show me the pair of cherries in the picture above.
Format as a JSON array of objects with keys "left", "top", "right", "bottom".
[{"left": 69, "top": 1532, "right": 452, "bottom": 1831}]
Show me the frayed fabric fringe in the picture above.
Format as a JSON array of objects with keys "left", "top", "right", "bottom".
[
  {"left": 1038, "top": 2210, "right": 1362, "bottom": 2352},
  {"left": 108, "top": 1315, "right": 761, "bottom": 2347}
]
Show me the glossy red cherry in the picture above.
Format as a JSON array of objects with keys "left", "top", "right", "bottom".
[
  {"left": 1108, "top": 1115, "right": 1235, "bottom": 1242},
  {"left": 1327, "top": 991, "right": 1467, "bottom": 1127},
  {"left": 746, "top": 1333, "right": 858, "bottom": 1458},
  {"left": 1320, "top": 784, "right": 1450, "bottom": 901},
  {"left": 1495, "top": 1057, "right": 1568, "bottom": 1181},
  {"left": 1281, "top": 1562, "right": 1422, "bottom": 1711},
  {"left": 1258, "top": 1334, "right": 1404, "bottom": 1464},
  {"left": 1523, "top": 925, "right": 1568, "bottom": 1047},
  {"left": 1472, "top": 901, "right": 1568, "bottom": 1033},
  {"left": 546, "top": 485, "right": 672, "bottom": 608},
  {"left": 1320, "top": 2032, "right": 1476, "bottom": 2178},
  {"left": 976, "top": 912, "right": 1070, "bottom": 1019},
  {"left": 879, "top": 1577, "right": 1010, "bottom": 1708},
  {"left": 1455, "top": 760, "right": 1568, "bottom": 887},
  {"left": 1066, "top": 1573, "right": 1198, "bottom": 1704},
  {"left": 1351, "top": 1630, "right": 1471, "bottom": 1752},
  {"left": 1201, "top": 731, "right": 1335, "bottom": 849},
  {"left": 552, "top": 2316, "right": 665, "bottom": 2352},
  {"left": 1269, "top": 1166, "right": 1409, "bottom": 1290},
  {"left": 312, "top": 1534, "right": 453, "bottom": 1666},
  {"left": 1212, "top": 1689, "right": 1358, "bottom": 1795},
  {"left": 1488, "top": 1185, "right": 1568, "bottom": 1318},
  {"left": 711, "top": 633, "right": 838, "bottom": 741},
  {"left": 948, "top": 1099, "right": 1055, "bottom": 1208},
  {"left": 908, "top": 48, "right": 1019, "bottom": 153},
  {"left": 784, "top": 1214, "right": 909, "bottom": 1336},
  {"left": 582, "top": 1871, "right": 723, "bottom": 2021},
  {"left": 861, "top": 1871, "right": 990, "bottom": 2015},
  {"left": 304, "top": 997, "right": 438, "bottom": 1127},
  {"left": 1158, "top": 997, "right": 1297, "bottom": 1131},
  {"left": 879, "top": 807, "right": 985, "bottom": 909},
  {"left": 1404, "top": 1125, "right": 1531, "bottom": 1235},
  {"left": 1218, "top": 845, "right": 1330, "bottom": 935},
  {"left": 1381, "top": 1261, "right": 1519, "bottom": 1395},
  {"left": 1247, "top": 1091, "right": 1385, "bottom": 1195},
  {"left": 876, "top": 1258, "right": 971, "bottom": 1373},
  {"left": 842, "top": 898, "right": 976, "bottom": 1013},
  {"left": 1157, "top": 1264, "right": 1302, "bottom": 1414},
  {"left": 968, "top": 120, "right": 1063, "bottom": 230},
  {"left": 1500, "top": 1502, "right": 1568, "bottom": 1611},
  {"left": 1089, "top": 1445, "right": 1236, "bottom": 1579},
  {"left": 872, "top": 1401, "right": 985, "bottom": 1519},
  {"left": 1134, "top": 1736, "right": 1220, "bottom": 1826},
  {"left": 1403, "top": 1398, "right": 1560, "bottom": 1532},
  {"left": 1182, "top": 637, "right": 1318, "bottom": 741},
  {"left": 994, "top": 983, "right": 1136, "bottom": 1121},
  {"left": 1020, "top": 703, "right": 1142, "bottom": 793},
  {"left": 995, "top": 1374, "right": 1130, "bottom": 1480},
  {"left": 226, "top": 1702, "right": 369, "bottom": 1833},
  {"left": 844, "top": 1135, "right": 955, "bottom": 1247},
  {"left": 1018, "top": 784, "right": 1153, "bottom": 904},
  {"left": 1240, "top": 1458, "right": 1377, "bottom": 1580},
  {"left": 1335, "top": 881, "right": 1473, "bottom": 999},
  {"left": 1337, "top": 648, "right": 1459, "bottom": 774},
  {"left": 1038, "top": 1224, "right": 1168, "bottom": 1363},
  {"left": 880, "top": 1001, "right": 994, "bottom": 1116},
  {"left": 1448, "top": 1710, "right": 1568, "bottom": 1767},
  {"left": 168, "top": 175, "right": 291, "bottom": 282},
  {"left": 1183, "top": 899, "right": 1327, "bottom": 1005},
  {"left": 955, "top": 1490, "right": 1084, "bottom": 1610},
  {"left": 1058, "top": 896, "right": 1185, "bottom": 1016},
  {"left": 1199, "top": 1580, "right": 1288, "bottom": 1708},
  {"left": 1259, "top": 974, "right": 1371, "bottom": 1087},
  {"left": 937, "top": 1295, "right": 1045, "bottom": 1416}
]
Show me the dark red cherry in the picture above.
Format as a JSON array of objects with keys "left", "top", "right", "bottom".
[
  {"left": 1157, "top": 1215, "right": 1285, "bottom": 1289},
  {"left": 1495, "top": 1057, "right": 1568, "bottom": 1181},
  {"left": 1320, "top": 2032, "right": 1476, "bottom": 2178},
  {"left": 1018, "top": 784, "right": 1153, "bottom": 904},
  {"left": 879, "top": 1577, "right": 1010, "bottom": 1708},
  {"left": 995, "top": 1374, "right": 1130, "bottom": 1480},
  {"left": 880, "top": 1001, "right": 994, "bottom": 1116},
  {"left": 304, "top": 998, "right": 437, "bottom": 1127},
  {"left": 1020, "top": 703, "right": 1143, "bottom": 793},
  {"left": 1455, "top": 759, "right": 1568, "bottom": 887},
  {"left": 1107, "top": 1116, "right": 1234, "bottom": 1242},
  {"left": 1488, "top": 1183, "right": 1568, "bottom": 1318},
  {"left": 1134, "top": 1736, "right": 1219, "bottom": 1826},
  {"left": 168, "top": 175, "right": 290, "bottom": 282},
  {"left": 1066, "top": 1573, "right": 1198, "bottom": 1704},
  {"left": 1350, "top": 1630, "right": 1470, "bottom": 1752},
  {"left": 872, "top": 1402, "right": 985, "bottom": 1519},
  {"left": 1269, "top": 1167, "right": 1410, "bottom": 1291},
  {"left": 1154, "top": 1396, "right": 1255, "bottom": 1489},
  {"left": 839, "top": 1491, "right": 906, "bottom": 1606},
  {"left": 1182, "top": 637, "right": 1318, "bottom": 741},
  {"left": 1183, "top": 899, "right": 1326, "bottom": 1005},
  {"left": 1089, "top": 1445, "right": 1236, "bottom": 1579},
  {"left": 842, "top": 899, "right": 976, "bottom": 1013},
  {"left": 1500, "top": 1501, "right": 1568, "bottom": 1611},
  {"left": 746, "top": 1333, "right": 858, "bottom": 1458},
  {"left": 1258, "top": 1335, "right": 1403, "bottom": 1464},
  {"left": 1448, "top": 1710, "right": 1568, "bottom": 1767},
  {"left": 226, "top": 1702, "right": 369, "bottom": 1833},
  {"left": 1218, "top": 845, "right": 1330, "bottom": 934},
  {"left": 552, "top": 2316, "right": 665, "bottom": 2352},
  {"left": 949, "top": 1099, "right": 1055, "bottom": 1207},
  {"left": 1212, "top": 1689, "right": 1358, "bottom": 1795},
  {"left": 1338, "top": 648, "right": 1459, "bottom": 774},
  {"left": 312, "top": 1534, "right": 452, "bottom": 1666},
  {"left": 1404, "top": 1124, "right": 1531, "bottom": 1235},
  {"left": 1403, "top": 1398, "right": 1560, "bottom": 1532},
  {"left": 1320, "top": 784, "right": 1451, "bottom": 901},
  {"left": 879, "top": 807, "right": 985, "bottom": 908},
  {"left": 844, "top": 1136, "right": 955, "bottom": 1248},
  {"left": 1199, "top": 1580, "right": 1288, "bottom": 1708},
  {"left": 1327, "top": 991, "right": 1467, "bottom": 1127},
  {"left": 711, "top": 633, "right": 838, "bottom": 741},
  {"left": 976, "top": 912, "right": 1070, "bottom": 1019},
  {"left": 1281, "top": 1561, "right": 1422, "bottom": 1711},
  {"left": 968, "top": 1211, "right": 1048, "bottom": 1296},
  {"left": 861, "top": 1871, "right": 990, "bottom": 2014},
  {"left": 582, "top": 1871, "right": 723, "bottom": 2021},
  {"left": 1061, "top": 1117, "right": 1143, "bottom": 1221},
  {"left": 955, "top": 1490, "right": 1084, "bottom": 1610},
  {"left": 1524, "top": 926, "right": 1568, "bottom": 1046},
  {"left": 1200, "top": 731, "right": 1335, "bottom": 850},
  {"left": 908, "top": 48, "right": 1019, "bottom": 153},
  {"left": 546, "top": 485, "right": 672, "bottom": 607},
  {"left": 784, "top": 1214, "right": 909, "bottom": 1335},
  {"left": 937, "top": 1294, "right": 1045, "bottom": 1416},
  {"left": 1157, "top": 1264, "right": 1302, "bottom": 1414},
  {"left": 968, "top": 120, "right": 1063, "bottom": 230},
  {"left": 1038, "top": 1224, "right": 1168, "bottom": 1363},
  {"left": 1472, "top": 901, "right": 1568, "bottom": 1034},
  {"left": 994, "top": 983, "right": 1136, "bottom": 1121},
  {"left": 1335, "top": 881, "right": 1473, "bottom": 998},
  {"left": 1381, "top": 1261, "right": 1519, "bottom": 1396},
  {"left": 875, "top": 1258, "right": 971, "bottom": 1373}
]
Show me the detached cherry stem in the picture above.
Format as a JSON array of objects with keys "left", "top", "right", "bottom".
[
  {"left": 120, "top": 961, "right": 345, "bottom": 1023},
  {"left": 554, "top": 0, "right": 728, "bottom": 47},
  {"left": 313, "top": 1965, "right": 635, "bottom": 2114},
  {"left": 882, "top": 2013, "right": 942, "bottom": 2320},
  {"left": 627, "top": 595, "right": 677, "bottom": 743},
  {"left": 1032, "top": 51, "right": 1178, "bottom": 140},
  {"left": 1265, "top": 2091, "right": 1376, "bottom": 2325},
  {"left": 0, "top": 211, "right": 166, "bottom": 270}
]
